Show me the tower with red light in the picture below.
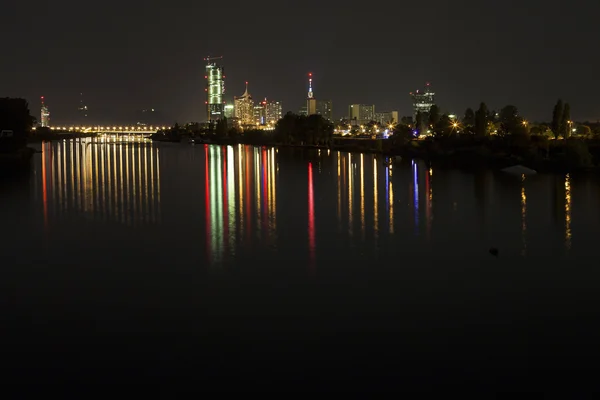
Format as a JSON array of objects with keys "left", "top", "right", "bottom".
[
  {"left": 306, "top": 72, "right": 317, "bottom": 116},
  {"left": 40, "top": 96, "right": 50, "bottom": 127}
]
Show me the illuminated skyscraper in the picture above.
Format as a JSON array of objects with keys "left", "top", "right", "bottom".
[
  {"left": 224, "top": 104, "right": 235, "bottom": 119},
  {"left": 40, "top": 96, "right": 50, "bottom": 127},
  {"left": 265, "top": 100, "right": 283, "bottom": 124},
  {"left": 205, "top": 57, "right": 225, "bottom": 122},
  {"left": 254, "top": 100, "right": 267, "bottom": 125},
  {"left": 234, "top": 82, "right": 254, "bottom": 125},
  {"left": 410, "top": 82, "right": 435, "bottom": 118}
]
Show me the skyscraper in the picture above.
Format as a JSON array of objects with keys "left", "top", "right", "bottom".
[
  {"left": 40, "top": 96, "right": 50, "bottom": 127},
  {"left": 205, "top": 57, "right": 225, "bottom": 122},
  {"left": 265, "top": 100, "right": 283, "bottom": 124},
  {"left": 234, "top": 82, "right": 254, "bottom": 125},
  {"left": 348, "top": 104, "right": 375, "bottom": 125},
  {"left": 316, "top": 99, "right": 333, "bottom": 121},
  {"left": 410, "top": 82, "right": 435, "bottom": 118}
]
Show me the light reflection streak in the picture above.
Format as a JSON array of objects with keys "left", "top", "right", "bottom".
[
  {"left": 425, "top": 167, "right": 432, "bottom": 238},
  {"left": 205, "top": 145, "right": 211, "bottom": 262},
  {"left": 565, "top": 173, "right": 572, "bottom": 251},
  {"left": 412, "top": 160, "right": 419, "bottom": 235},
  {"left": 373, "top": 159, "right": 378, "bottom": 239},
  {"left": 227, "top": 146, "right": 236, "bottom": 252},
  {"left": 41, "top": 142, "right": 48, "bottom": 229},
  {"left": 360, "top": 154, "right": 365, "bottom": 237},
  {"left": 308, "top": 162, "right": 315, "bottom": 268},
  {"left": 521, "top": 174, "right": 527, "bottom": 256},
  {"left": 348, "top": 153, "right": 353, "bottom": 235},
  {"left": 38, "top": 139, "right": 161, "bottom": 226},
  {"left": 337, "top": 154, "right": 341, "bottom": 230}
]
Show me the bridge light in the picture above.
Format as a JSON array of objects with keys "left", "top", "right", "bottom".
[{"left": 119, "top": 126, "right": 123, "bottom": 130}]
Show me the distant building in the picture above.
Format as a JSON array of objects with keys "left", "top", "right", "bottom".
[
  {"left": 205, "top": 57, "right": 225, "bottom": 122},
  {"left": 40, "top": 96, "right": 50, "bottom": 127},
  {"left": 348, "top": 104, "right": 375, "bottom": 125},
  {"left": 316, "top": 100, "right": 333, "bottom": 121},
  {"left": 254, "top": 101, "right": 266, "bottom": 125},
  {"left": 265, "top": 100, "right": 282, "bottom": 124},
  {"left": 298, "top": 105, "right": 308, "bottom": 116},
  {"left": 410, "top": 82, "right": 435, "bottom": 119},
  {"left": 224, "top": 104, "right": 235, "bottom": 119},
  {"left": 375, "top": 111, "right": 399, "bottom": 125},
  {"left": 234, "top": 82, "right": 254, "bottom": 125}
]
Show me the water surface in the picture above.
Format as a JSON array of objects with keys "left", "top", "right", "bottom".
[{"left": 3, "top": 137, "right": 600, "bottom": 392}]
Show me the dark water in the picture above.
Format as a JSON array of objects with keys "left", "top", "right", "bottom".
[{"left": 3, "top": 138, "right": 600, "bottom": 393}]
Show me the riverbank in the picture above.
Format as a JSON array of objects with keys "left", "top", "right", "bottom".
[{"left": 155, "top": 133, "right": 599, "bottom": 174}]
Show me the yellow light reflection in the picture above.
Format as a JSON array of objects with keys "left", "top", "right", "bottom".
[
  {"left": 373, "top": 158, "right": 378, "bottom": 238},
  {"left": 565, "top": 173, "right": 571, "bottom": 250},
  {"left": 348, "top": 153, "right": 353, "bottom": 235},
  {"left": 227, "top": 146, "right": 236, "bottom": 251},
  {"left": 389, "top": 174, "right": 394, "bottom": 234},
  {"left": 360, "top": 154, "right": 365, "bottom": 237},
  {"left": 521, "top": 174, "right": 527, "bottom": 256}
]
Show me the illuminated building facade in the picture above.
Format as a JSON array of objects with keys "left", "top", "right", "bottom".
[
  {"left": 375, "top": 111, "right": 399, "bottom": 124},
  {"left": 205, "top": 58, "right": 225, "bottom": 122},
  {"left": 410, "top": 82, "right": 435, "bottom": 118},
  {"left": 265, "top": 100, "right": 282, "bottom": 124},
  {"left": 348, "top": 104, "right": 375, "bottom": 125},
  {"left": 234, "top": 82, "right": 254, "bottom": 125},
  {"left": 316, "top": 100, "right": 333, "bottom": 121},
  {"left": 254, "top": 101, "right": 266, "bottom": 125},
  {"left": 224, "top": 104, "right": 235, "bottom": 119},
  {"left": 40, "top": 96, "right": 50, "bottom": 127}
]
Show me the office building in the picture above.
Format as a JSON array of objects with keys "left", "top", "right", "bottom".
[
  {"left": 205, "top": 57, "right": 225, "bottom": 122},
  {"left": 265, "top": 100, "right": 283, "bottom": 124},
  {"left": 40, "top": 96, "right": 50, "bottom": 127},
  {"left": 375, "top": 111, "right": 399, "bottom": 125},
  {"left": 224, "top": 104, "right": 235, "bottom": 119},
  {"left": 348, "top": 104, "right": 375, "bottom": 125},
  {"left": 234, "top": 82, "right": 254, "bottom": 125},
  {"left": 316, "top": 100, "right": 333, "bottom": 121},
  {"left": 254, "top": 101, "right": 266, "bottom": 125},
  {"left": 410, "top": 82, "right": 435, "bottom": 118}
]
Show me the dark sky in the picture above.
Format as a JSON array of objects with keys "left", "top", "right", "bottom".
[{"left": 3, "top": 0, "right": 599, "bottom": 124}]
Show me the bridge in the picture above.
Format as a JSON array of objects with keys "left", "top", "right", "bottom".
[{"left": 33, "top": 125, "right": 169, "bottom": 134}]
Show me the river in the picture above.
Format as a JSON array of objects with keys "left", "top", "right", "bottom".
[{"left": 2, "top": 137, "right": 600, "bottom": 392}]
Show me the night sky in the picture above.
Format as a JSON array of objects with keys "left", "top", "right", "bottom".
[{"left": 4, "top": 0, "right": 599, "bottom": 124}]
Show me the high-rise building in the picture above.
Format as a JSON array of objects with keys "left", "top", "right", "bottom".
[
  {"left": 205, "top": 57, "right": 225, "bottom": 122},
  {"left": 234, "top": 82, "right": 254, "bottom": 125},
  {"left": 348, "top": 104, "right": 375, "bottom": 125},
  {"left": 410, "top": 82, "right": 435, "bottom": 118},
  {"left": 306, "top": 72, "right": 317, "bottom": 116},
  {"left": 265, "top": 100, "right": 283, "bottom": 124},
  {"left": 40, "top": 96, "right": 50, "bottom": 127},
  {"left": 224, "top": 104, "right": 235, "bottom": 119},
  {"left": 254, "top": 100, "right": 267, "bottom": 125},
  {"left": 316, "top": 99, "right": 332, "bottom": 121},
  {"left": 375, "top": 111, "right": 399, "bottom": 125}
]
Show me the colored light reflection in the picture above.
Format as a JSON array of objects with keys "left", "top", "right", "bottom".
[
  {"left": 412, "top": 160, "right": 419, "bottom": 235},
  {"left": 308, "top": 162, "right": 315, "bottom": 267},
  {"left": 565, "top": 173, "right": 571, "bottom": 251},
  {"left": 38, "top": 138, "right": 160, "bottom": 226},
  {"left": 373, "top": 158, "right": 378, "bottom": 238},
  {"left": 360, "top": 154, "right": 365, "bottom": 237},
  {"left": 521, "top": 174, "right": 527, "bottom": 256}
]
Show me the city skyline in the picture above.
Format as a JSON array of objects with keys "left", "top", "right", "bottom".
[{"left": 4, "top": 1, "right": 600, "bottom": 123}]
